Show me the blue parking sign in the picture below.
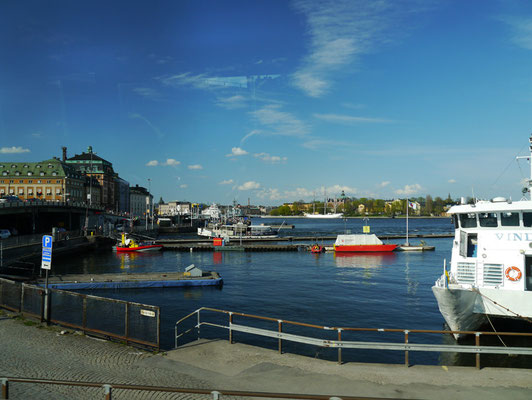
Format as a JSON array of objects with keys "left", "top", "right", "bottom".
[{"left": 42, "top": 235, "right": 53, "bottom": 270}]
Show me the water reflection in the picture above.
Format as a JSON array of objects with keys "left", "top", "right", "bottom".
[{"left": 333, "top": 252, "right": 397, "bottom": 269}]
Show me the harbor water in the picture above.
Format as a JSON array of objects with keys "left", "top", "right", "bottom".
[{"left": 51, "top": 218, "right": 532, "bottom": 368}]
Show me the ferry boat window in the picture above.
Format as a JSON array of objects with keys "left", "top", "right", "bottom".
[
  {"left": 526, "top": 257, "right": 532, "bottom": 291},
  {"left": 459, "top": 213, "right": 477, "bottom": 228},
  {"left": 501, "top": 212, "right": 519, "bottom": 226},
  {"left": 523, "top": 213, "right": 532, "bottom": 227},
  {"left": 479, "top": 212, "right": 498, "bottom": 227}
]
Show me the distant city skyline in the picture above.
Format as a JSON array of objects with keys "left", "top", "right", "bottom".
[{"left": 2, "top": 0, "right": 532, "bottom": 205}]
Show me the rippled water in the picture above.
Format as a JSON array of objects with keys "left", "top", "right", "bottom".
[{"left": 51, "top": 218, "right": 532, "bottom": 367}]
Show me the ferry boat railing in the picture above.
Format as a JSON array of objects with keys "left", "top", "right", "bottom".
[{"left": 175, "top": 307, "right": 532, "bottom": 369}]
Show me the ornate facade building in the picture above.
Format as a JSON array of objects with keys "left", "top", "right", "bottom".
[{"left": 0, "top": 158, "right": 85, "bottom": 202}]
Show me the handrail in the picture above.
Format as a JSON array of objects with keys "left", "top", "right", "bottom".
[
  {"left": 0, "top": 377, "right": 375, "bottom": 400},
  {"left": 175, "top": 307, "right": 532, "bottom": 369}
]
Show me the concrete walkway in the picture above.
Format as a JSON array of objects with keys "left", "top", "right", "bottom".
[{"left": 1, "top": 310, "right": 532, "bottom": 399}]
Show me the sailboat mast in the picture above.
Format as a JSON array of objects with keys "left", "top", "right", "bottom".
[{"left": 406, "top": 198, "right": 409, "bottom": 246}]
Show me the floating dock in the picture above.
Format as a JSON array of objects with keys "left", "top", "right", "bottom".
[{"left": 37, "top": 271, "right": 222, "bottom": 290}]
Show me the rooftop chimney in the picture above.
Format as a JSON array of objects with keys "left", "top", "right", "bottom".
[{"left": 62, "top": 146, "right": 67, "bottom": 161}]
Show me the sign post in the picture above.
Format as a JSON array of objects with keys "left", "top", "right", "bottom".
[{"left": 41, "top": 235, "right": 53, "bottom": 322}]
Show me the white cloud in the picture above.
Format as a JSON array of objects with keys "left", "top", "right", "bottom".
[
  {"left": 395, "top": 184, "right": 422, "bottom": 196},
  {"left": 240, "top": 129, "right": 262, "bottom": 144},
  {"left": 0, "top": 146, "right": 30, "bottom": 154},
  {"left": 326, "top": 184, "right": 357, "bottom": 195},
  {"left": 133, "top": 87, "right": 162, "bottom": 100},
  {"left": 129, "top": 113, "right": 164, "bottom": 138},
  {"left": 314, "top": 113, "right": 395, "bottom": 124},
  {"left": 292, "top": 0, "right": 426, "bottom": 97},
  {"left": 448, "top": 179, "right": 456, "bottom": 184},
  {"left": 164, "top": 159, "right": 181, "bottom": 166},
  {"left": 254, "top": 152, "right": 287, "bottom": 163},
  {"left": 257, "top": 188, "right": 282, "bottom": 201},
  {"left": 250, "top": 105, "right": 308, "bottom": 137},
  {"left": 219, "top": 179, "right": 234, "bottom": 185},
  {"left": 226, "top": 147, "right": 249, "bottom": 157},
  {"left": 379, "top": 181, "right": 391, "bottom": 188},
  {"left": 238, "top": 181, "right": 261, "bottom": 190},
  {"left": 146, "top": 158, "right": 181, "bottom": 167},
  {"left": 188, "top": 164, "right": 203, "bottom": 170},
  {"left": 501, "top": 17, "right": 532, "bottom": 50},
  {"left": 216, "top": 95, "right": 247, "bottom": 109},
  {"left": 158, "top": 73, "right": 248, "bottom": 90},
  {"left": 302, "top": 138, "right": 353, "bottom": 150}
]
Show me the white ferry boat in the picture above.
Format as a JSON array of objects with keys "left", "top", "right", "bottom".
[
  {"left": 197, "top": 222, "right": 278, "bottom": 239},
  {"left": 432, "top": 135, "right": 532, "bottom": 337}
]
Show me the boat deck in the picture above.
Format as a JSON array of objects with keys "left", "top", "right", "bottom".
[{"left": 36, "top": 271, "right": 222, "bottom": 290}]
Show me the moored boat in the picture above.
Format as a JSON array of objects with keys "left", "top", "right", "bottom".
[
  {"left": 115, "top": 234, "right": 163, "bottom": 253},
  {"left": 198, "top": 222, "right": 278, "bottom": 240},
  {"left": 333, "top": 234, "right": 397, "bottom": 252},
  {"left": 432, "top": 133, "right": 532, "bottom": 338}
]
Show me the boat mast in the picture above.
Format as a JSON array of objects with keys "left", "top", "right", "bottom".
[
  {"left": 516, "top": 134, "right": 532, "bottom": 199},
  {"left": 406, "top": 198, "right": 409, "bottom": 246}
]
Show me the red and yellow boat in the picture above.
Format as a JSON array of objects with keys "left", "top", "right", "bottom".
[{"left": 115, "top": 234, "right": 163, "bottom": 253}]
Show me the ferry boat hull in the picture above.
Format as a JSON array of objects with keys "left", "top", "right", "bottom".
[{"left": 304, "top": 213, "right": 343, "bottom": 219}]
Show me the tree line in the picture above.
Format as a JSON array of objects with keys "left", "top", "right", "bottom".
[{"left": 270, "top": 194, "right": 461, "bottom": 217}]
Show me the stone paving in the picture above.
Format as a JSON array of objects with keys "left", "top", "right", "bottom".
[{"left": 0, "top": 310, "right": 214, "bottom": 399}]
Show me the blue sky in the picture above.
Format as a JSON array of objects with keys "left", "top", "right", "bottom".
[{"left": 1, "top": 0, "right": 532, "bottom": 205}]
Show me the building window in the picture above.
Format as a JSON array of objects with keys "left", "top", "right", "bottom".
[
  {"left": 18, "top": 180, "right": 23, "bottom": 183},
  {"left": 52, "top": 172, "right": 57, "bottom": 176},
  {"left": 11, "top": 164, "right": 16, "bottom": 168},
  {"left": 27, "top": 171, "right": 33, "bottom": 176},
  {"left": 28, "top": 189, "right": 33, "bottom": 194},
  {"left": 56, "top": 188, "right": 61, "bottom": 194},
  {"left": 15, "top": 171, "right": 20, "bottom": 176},
  {"left": 40, "top": 172, "right": 45, "bottom": 176},
  {"left": 0, "top": 189, "right": 4, "bottom": 194},
  {"left": 56, "top": 180, "right": 61, "bottom": 184},
  {"left": 46, "top": 180, "right": 51, "bottom": 184},
  {"left": 28, "top": 180, "right": 32, "bottom": 183},
  {"left": 18, "top": 188, "right": 24, "bottom": 194},
  {"left": 36, "top": 165, "right": 41, "bottom": 168},
  {"left": 46, "top": 189, "right": 52, "bottom": 195},
  {"left": 2, "top": 172, "right": 7, "bottom": 176},
  {"left": 48, "top": 164, "right": 53, "bottom": 168},
  {"left": 9, "top": 189, "right": 14, "bottom": 194}
]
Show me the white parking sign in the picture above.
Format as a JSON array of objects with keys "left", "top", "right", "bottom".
[{"left": 41, "top": 235, "right": 53, "bottom": 270}]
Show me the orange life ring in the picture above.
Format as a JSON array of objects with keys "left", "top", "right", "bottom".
[{"left": 505, "top": 266, "right": 522, "bottom": 281}]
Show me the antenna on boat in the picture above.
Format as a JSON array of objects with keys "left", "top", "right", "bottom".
[{"left": 515, "top": 133, "right": 532, "bottom": 200}]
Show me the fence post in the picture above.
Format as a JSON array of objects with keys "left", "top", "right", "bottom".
[
  {"left": 43, "top": 289, "right": 50, "bottom": 325},
  {"left": 124, "top": 303, "right": 129, "bottom": 346},
  {"left": 278, "top": 320, "right": 283, "bottom": 354},
  {"left": 337, "top": 329, "right": 342, "bottom": 365},
  {"left": 197, "top": 310, "right": 201, "bottom": 340},
  {"left": 404, "top": 330, "right": 409, "bottom": 367},
  {"left": 103, "top": 384, "right": 112, "bottom": 400},
  {"left": 82, "top": 296, "right": 87, "bottom": 333},
  {"left": 1, "top": 378, "right": 8, "bottom": 399},
  {"left": 229, "top": 312, "right": 233, "bottom": 344},
  {"left": 476, "top": 333, "right": 481, "bottom": 370}
]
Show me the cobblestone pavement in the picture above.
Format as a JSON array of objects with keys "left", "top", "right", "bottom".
[{"left": 0, "top": 311, "right": 217, "bottom": 399}]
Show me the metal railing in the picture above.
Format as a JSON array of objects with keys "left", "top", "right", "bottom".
[
  {"left": 0, "top": 377, "right": 384, "bottom": 400},
  {"left": 0, "top": 278, "right": 160, "bottom": 350},
  {"left": 175, "top": 307, "right": 532, "bottom": 369}
]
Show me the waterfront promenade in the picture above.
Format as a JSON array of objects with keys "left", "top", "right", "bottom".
[{"left": 1, "top": 310, "right": 532, "bottom": 399}]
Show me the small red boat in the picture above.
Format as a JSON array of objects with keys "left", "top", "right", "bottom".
[
  {"left": 310, "top": 244, "right": 325, "bottom": 253},
  {"left": 333, "top": 234, "right": 397, "bottom": 253},
  {"left": 115, "top": 244, "right": 163, "bottom": 253},
  {"left": 115, "top": 234, "right": 163, "bottom": 253}
]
